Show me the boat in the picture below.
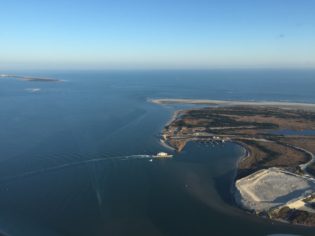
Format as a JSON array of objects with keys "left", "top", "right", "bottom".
[{"left": 154, "top": 152, "right": 173, "bottom": 159}]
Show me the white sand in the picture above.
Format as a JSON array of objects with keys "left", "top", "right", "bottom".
[
  {"left": 235, "top": 168, "right": 315, "bottom": 213},
  {"left": 151, "top": 98, "right": 315, "bottom": 111}
]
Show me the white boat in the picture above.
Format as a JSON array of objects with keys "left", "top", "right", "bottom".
[{"left": 154, "top": 152, "right": 173, "bottom": 158}]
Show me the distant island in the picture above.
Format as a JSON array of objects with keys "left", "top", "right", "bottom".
[
  {"left": 0, "top": 74, "right": 61, "bottom": 82},
  {"left": 152, "top": 98, "right": 315, "bottom": 227}
]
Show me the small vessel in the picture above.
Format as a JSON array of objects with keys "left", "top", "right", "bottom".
[{"left": 154, "top": 152, "right": 173, "bottom": 159}]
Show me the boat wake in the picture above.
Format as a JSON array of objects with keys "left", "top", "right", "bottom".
[{"left": 0, "top": 154, "right": 154, "bottom": 184}]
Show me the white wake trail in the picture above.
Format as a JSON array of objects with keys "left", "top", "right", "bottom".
[{"left": 0, "top": 154, "right": 154, "bottom": 183}]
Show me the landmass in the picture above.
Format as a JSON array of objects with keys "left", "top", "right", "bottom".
[
  {"left": 0, "top": 74, "right": 60, "bottom": 82},
  {"left": 152, "top": 98, "right": 315, "bottom": 227},
  {"left": 152, "top": 98, "right": 315, "bottom": 109}
]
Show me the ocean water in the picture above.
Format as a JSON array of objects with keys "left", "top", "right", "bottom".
[{"left": 0, "top": 70, "right": 315, "bottom": 236}]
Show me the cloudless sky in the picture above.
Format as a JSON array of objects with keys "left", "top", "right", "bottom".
[{"left": 1, "top": 0, "right": 315, "bottom": 70}]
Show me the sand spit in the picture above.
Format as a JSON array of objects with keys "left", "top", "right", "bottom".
[{"left": 151, "top": 98, "right": 315, "bottom": 111}]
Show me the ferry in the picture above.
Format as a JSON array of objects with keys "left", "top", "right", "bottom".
[{"left": 154, "top": 152, "right": 173, "bottom": 159}]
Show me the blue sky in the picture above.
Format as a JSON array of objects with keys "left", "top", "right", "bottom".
[{"left": 1, "top": 0, "right": 315, "bottom": 69}]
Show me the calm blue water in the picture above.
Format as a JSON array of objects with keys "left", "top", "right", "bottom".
[{"left": 0, "top": 70, "right": 315, "bottom": 236}]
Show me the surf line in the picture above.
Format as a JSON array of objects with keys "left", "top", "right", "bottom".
[{"left": 0, "top": 154, "right": 153, "bottom": 184}]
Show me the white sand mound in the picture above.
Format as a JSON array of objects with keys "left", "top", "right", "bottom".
[{"left": 235, "top": 168, "right": 315, "bottom": 212}]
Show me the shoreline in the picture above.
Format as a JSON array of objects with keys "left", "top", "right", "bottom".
[
  {"left": 159, "top": 138, "right": 176, "bottom": 151},
  {"left": 153, "top": 99, "right": 315, "bottom": 227},
  {"left": 230, "top": 141, "right": 250, "bottom": 202},
  {"left": 158, "top": 109, "right": 183, "bottom": 151},
  {"left": 151, "top": 98, "right": 315, "bottom": 111}
]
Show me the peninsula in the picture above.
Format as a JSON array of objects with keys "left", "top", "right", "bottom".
[{"left": 152, "top": 98, "right": 315, "bottom": 227}]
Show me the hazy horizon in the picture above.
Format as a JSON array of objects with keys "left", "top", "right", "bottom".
[{"left": 1, "top": 0, "right": 315, "bottom": 70}]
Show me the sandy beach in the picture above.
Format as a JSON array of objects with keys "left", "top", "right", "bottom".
[{"left": 151, "top": 98, "right": 315, "bottom": 111}]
